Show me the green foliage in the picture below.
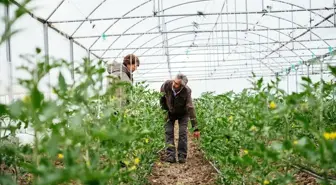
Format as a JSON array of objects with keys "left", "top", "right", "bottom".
[
  {"left": 0, "top": 51, "right": 165, "bottom": 184},
  {"left": 0, "top": 0, "right": 33, "bottom": 45},
  {"left": 196, "top": 68, "right": 336, "bottom": 184}
]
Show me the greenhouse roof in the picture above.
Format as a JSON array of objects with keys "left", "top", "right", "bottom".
[{"left": 10, "top": 0, "right": 336, "bottom": 83}]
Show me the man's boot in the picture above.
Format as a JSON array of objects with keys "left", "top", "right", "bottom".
[
  {"left": 165, "top": 155, "right": 176, "bottom": 163},
  {"left": 178, "top": 154, "right": 186, "bottom": 163}
]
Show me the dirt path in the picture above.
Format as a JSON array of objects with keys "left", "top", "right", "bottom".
[{"left": 148, "top": 122, "right": 218, "bottom": 185}]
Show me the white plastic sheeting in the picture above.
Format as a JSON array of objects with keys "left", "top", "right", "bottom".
[{"left": 0, "top": 0, "right": 336, "bottom": 99}]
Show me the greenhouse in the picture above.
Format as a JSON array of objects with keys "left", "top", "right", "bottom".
[{"left": 0, "top": 0, "right": 336, "bottom": 184}]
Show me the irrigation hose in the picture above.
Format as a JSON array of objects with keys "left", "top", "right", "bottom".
[
  {"left": 199, "top": 148, "right": 225, "bottom": 184},
  {"left": 291, "top": 164, "right": 336, "bottom": 182}
]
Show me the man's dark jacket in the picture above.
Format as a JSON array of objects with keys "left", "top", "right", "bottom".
[{"left": 160, "top": 80, "right": 198, "bottom": 130}]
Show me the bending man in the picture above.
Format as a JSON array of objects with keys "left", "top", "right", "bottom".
[{"left": 160, "top": 73, "right": 200, "bottom": 163}]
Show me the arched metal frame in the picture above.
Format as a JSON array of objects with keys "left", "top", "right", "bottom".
[{"left": 9, "top": 0, "right": 336, "bottom": 81}]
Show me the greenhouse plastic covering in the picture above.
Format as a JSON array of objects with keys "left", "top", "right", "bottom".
[{"left": 1, "top": 0, "right": 336, "bottom": 101}]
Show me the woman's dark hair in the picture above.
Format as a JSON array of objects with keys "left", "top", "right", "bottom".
[{"left": 123, "top": 54, "right": 140, "bottom": 66}]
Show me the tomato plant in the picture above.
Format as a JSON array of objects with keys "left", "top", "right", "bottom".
[
  {"left": 196, "top": 67, "right": 336, "bottom": 184},
  {"left": 0, "top": 51, "right": 165, "bottom": 185}
]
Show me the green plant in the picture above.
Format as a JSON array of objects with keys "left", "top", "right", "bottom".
[
  {"left": 0, "top": 51, "right": 165, "bottom": 185},
  {"left": 196, "top": 66, "right": 336, "bottom": 184}
]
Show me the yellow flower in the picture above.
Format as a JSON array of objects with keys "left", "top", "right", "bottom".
[
  {"left": 263, "top": 180, "right": 270, "bottom": 184},
  {"left": 324, "top": 132, "right": 336, "bottom": 140},
  {"left": 129, "top": 165, "right": 137, "bottom": 171},
  {"left": 293, "top": 140, "right": 298, "bottom": 145},
  {"left": 250, "top": 125, "right": 257, "bottom": 131},
  {"left": 145, "top": 138, "right": 149, "bottom": 144},
  {"left": 57, "top": 153, "right": 64, "bottom": 159},
  {"left": 243, "top": 150, "right": 249, "bottom": 155},
  {"left": 269, "top": 101, "right": 277, "bottom": 109},
  {"left": 134, "top": 158, "right": 140, "bottom": 165},
  {"left": 23, "top": 96, "right": 31, "bottom": 103},
  {"left": 228, "top": 116, "right": 233, "bottom": 122}
]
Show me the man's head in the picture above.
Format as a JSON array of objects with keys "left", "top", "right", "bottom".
[
  {"left": 123, "top": 54, "right": 140, "bottom": 72},
  {"left": 173, "top": 73, "right": 188, "bottom": 90}
]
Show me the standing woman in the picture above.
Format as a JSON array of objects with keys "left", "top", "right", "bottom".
[{"left": 106, "top": 54, "right": 140, "bottom": 106}]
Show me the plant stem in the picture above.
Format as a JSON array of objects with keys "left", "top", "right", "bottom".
[{"left": 34, "top": 129, "right": 39, "bottom": 167}]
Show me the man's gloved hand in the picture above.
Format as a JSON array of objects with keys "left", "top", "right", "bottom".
[{"left": 193, "top": 129, "right": 200, "bottom": 140}]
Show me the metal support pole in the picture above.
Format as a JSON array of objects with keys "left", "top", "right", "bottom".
[
  {"left": 216, "top": 26, "right": 219, "bottom": 66},
  {"left": 226, "top": 3, "right": 230, "bottom": 53},
  {"left": 43, "top": 23, "right": 51, "bottom": 99},
  {"left": 334, "top": 0, "right": 336, "bottom": 26},
  {"left": 221, "top": 11, "right": 225, "bottom": 61},
  {"left": 267, "top": 28, "right": 269, "bottom": 51},
  {"left": 262, "top": 0, "right": 264, "bottom": 10},
  {"left": 320, "top": 60, "right": 323, "bottom": 81},
  {"left": 259, "top": 35, "right": 261, "bottom": 68},
  {"left": 157, "top": 0, "right": 161, "bottom": 32},
  {"left": 234, "top": 0, "right": 238, "bottom": 44},
  {"left": 291, "top": 5, "right": 294, "bottom": 49},
  {"left": 307, "top": 65, "right": 310, "bottom": 78},
  {"left": 5, "top": 5, "right": 13, "bottom": 102},
  {"left": 309, "top": 0, "right": 312, "bottom": 40},
  {"left": 245, "top": 0, "right": 248, "bottom": 30},
  {"left": 88, "top": 50, "right": 91, "bottom": 61},
  {"left": 287, "top": 73, "right": 290, "bottom": 94},
  {"left": 70, "top": 39, "right": 74, "bottom": 79},
  {"left": 278, "top": 18, "right": 281, "bottom": 57},
  {"left": 161, "top": 0, "right": 172, "bottom": 78},
  {"left": 153, "top": 0, "right": 155, "bottom": 16},
  {"left": 295, "top": 69, "right": 298, "bottom": 93}
]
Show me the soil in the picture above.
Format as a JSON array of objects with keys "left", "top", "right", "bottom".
[
  {"left": 147, "top": 122, "right": 218, "bottom": 185},
  {"left": 294, "top": 171, "right": 319, "bottom": 185}
]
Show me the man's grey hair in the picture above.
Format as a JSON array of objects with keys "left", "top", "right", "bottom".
[{"left": 176, "top": 73, "right": 188, "bottom": 86}]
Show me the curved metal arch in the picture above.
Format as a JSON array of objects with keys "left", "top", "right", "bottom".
[
  {"left": 137, "top": 15, "right": 329, "bottom": 58},
  {"left": 135, "top": 36, "right": 294, "bottom": 75},
  {"left": 157, "top": 0, "right": 211, "bottom": 13},
  {"left": 271, "top": 0, "right": 334, "bottom": 25},
  {"left": 89, "top": 0, "right": 152, "bottom": 49},
  {"left": 71, "top": 0, "right": 108, "bottom": 37},
  {"left": 133, "top": 30, "right": 307, "bottom": 73},
  {"left": 104, "top": 0, "right": 332, "bottom": 62},
  {"left": 129, "top": 23, "right": 305, "bottom": 64},
  {"left": 99, "top": 0, "right": 212, "bottom": 57},
  {"left": 265, "top": 14, "right": 330, "bottom": 47},
  {"left": 100, "top": 17, "right": 149, "bottom": 57},
  {"left": 141, "top": 36, "right": 291, "bottom": 69},
  {"left": 109, "top": 16, "right": 186, "bottom": 55},
  {"left": 136, "top": 46, "right": 277, "bottom": 77},
  {"left": 46, "top": 0, "right": 66, "bottom": 21},
  {"left": 108, "top": 14, "right": 324, "bottom": 63}
]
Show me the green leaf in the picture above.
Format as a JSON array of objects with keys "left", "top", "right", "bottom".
[
  {"left": 58, "top": 72, "right": 67, "bottom": 93},
  {"left": 328, "top": 65, "right": 336, "bottom": 76},
  {"left": 35, "top": 47, "right": 41, "bottom": 54},
  {"left": 41, "top": 102, "right": 58, "bottom": 121},
  {"left": 0, "top": 174, "right": 17, "bottom": 185},
  {"left": 0, "top": 104, "right": 8, "bottom": 116},
  {"left": 8, "top": 100, "right": 23, "bottom": 117},
  {"left": 31, "top": 86, "right": 44, "bottom": 110}
]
